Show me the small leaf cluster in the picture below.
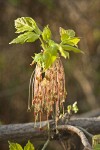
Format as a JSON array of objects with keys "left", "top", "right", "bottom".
[
  {"left": 93, "top": 144, "right": 100, "bottom": 150},
  {"left": 8, "top": 140, "right": 35, "bottom": 150},
  {"left": 67, "top": 101, "right": 79, "bottom": 114},
  {"left": 10, "top": 17, "right": 83, "bottom": 70},
  {"left": 92, "top": 135, "right": 100, "bottom": 150},
  {"left": 10, "top": 17, "right": 41, "bottom": 44}
]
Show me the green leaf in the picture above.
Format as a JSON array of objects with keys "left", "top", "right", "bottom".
[
  {"left": 58, "top": 45, "right": 69, "bottom": 59},
  {"left": 48, "top": 40, "right": 58, "bottom": 49},
  {"left": 33, "top": 53, "right": 43, "bottom": 66},
  {"left": 72, "top": 101, "right": 79, "bottom": 113},
  {"left": 44, "top": 40, "right": 58, "bottom": 69},
  {"left": 48, "top": 40, "right": 58, "bottom": 55},
  {"left": 43, "top": 51, "right": 51, "bottom": 69},
  {"left": 61, "top": 37, "right": 80, "bottom": 46},
  {"left": 43, "top": 51, "right": 57, "bottom": 70},
  {"left": 69, "top": 38, "right": 80, "bottom": 46},
  {"left": 8, "top": 141, "right": 23, "bottom": 150},
  {"left": 61, "top": 44, "right": 84, "bottom": 53},
  {"left": 9, "top": 32, "right": 39, "bottom": 44},
  {"left": 59, "top": 28, "right": 69, "bottom": 42},
  {"left": 15, "top": 17, "right": 41, "bottom": 35},
  {"left": 60, "top": 28, "right": 75, "bottom": 38},
  {"left": 92, "top": 135, "right": 100, "bottom": 150},
  {"left": 24, "top": 141, "right": 35, "bottom": 150},
  {"left": 42, "top": 25, "right": 51, "bottom": 41},
  {"left": 39, "top": 39, "right": 58, "bottom": 69},
  {"left": 67, "top": 105, "right": 72, "bottom": 114},
  {"left": 66, "top": 29, "right": 75, "bottom": 37},
  {"left": 59, "top": 28, "right": 81, "bottom": 48},
  {"left": 60, "top": 28, "right": 75, "bottom": 43},
  {"left": 33, "top": 48, "right": 57, "bottom": 70}
]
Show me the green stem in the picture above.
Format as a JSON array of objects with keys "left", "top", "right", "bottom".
[{"left": 39, "top": 36, "right": 45, "bottom": 50}]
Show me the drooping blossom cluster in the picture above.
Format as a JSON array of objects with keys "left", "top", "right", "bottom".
[{"left": 29, "top": 58, "right": 67, "bottom": 125}]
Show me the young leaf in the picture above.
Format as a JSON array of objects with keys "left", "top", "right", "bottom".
[
  {"left": 39, "top": 39, "right": 58, "bottom": 69},
  {"left": 8, "top": 141, "right": 23, "bottom": 150},
  {"left": 47, "top": 40, "right": 58, "bottom": 55},
  {"left": 33, "top": 53, "right": 43, "bottom": 66},
  {"left": 44, "top": 41, "right": 58, "bottom": 69},
  {"left": 67, "top": 105, "right": 72, "bottom": 114},
  {"left": 59, "top": 28, "right": 69, "bottom": 42},
  {"left": 48, "top": 40, "right": 58, "bottom": 49},
  {"left": 72, "top": 101, "right": 79, "bottom": 113},
  {"left": 42, "top": 25, "right": 51, "bottom": 41},
  {"left": 60, "top": 27, "right": 75, "bottom": 43},
  {"left": 68, "top": 37, "right": 80, "bottom": 46},
  {"left": 61, "top": 37, "right": 80, "bottom": 46},
  {"left": 9, "top": 32, "right": 39, "bottom": 44},
  {"left": 61, "top": 44, "right": 84, "bottom": 53},
  {"left": 43, "top": 51, "right": 51, "bottom": 69},
  {"left": 66, "top": 29, "right": 75, "bottom": 38},
  {"left": 24, "top": 141, "right": 35, "bottom": 150},
  {"left": 58, "top": 45, "right": 69, "bottom": 59},
  {"left": 43, "top": 51, "right": 57, "bottom": 70},
  {"left": 15, "top": 17, "right": 41, "bottom": 35}
]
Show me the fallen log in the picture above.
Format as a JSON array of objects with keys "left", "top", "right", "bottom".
[{"left": 0, "top": 118, "right": 100, "bottom": 142}]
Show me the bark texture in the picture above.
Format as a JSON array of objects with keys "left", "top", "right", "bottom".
[{"left": 0, "top": 118, "right": 100, "bottom": 142}]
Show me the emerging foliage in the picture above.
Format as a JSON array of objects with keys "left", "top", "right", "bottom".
[
  {"left": 10, "top": 17, "right": 83, "bottom": 71},
  {"left": 14, "top": 17, "right": 41, "bottom": 34},
  {"left": 42, "top": 25, "right": 51, "bottom": 41},
  {"left": 92, "top": 135, "right": 100, "bottom": 150},
  {"left": 10, "top": 17, "right": 82, "bottom": 128},
  {"left": 8, "top": 141, "right": 35, "bottom": 150},
  {"left": 67, "top": 101, "right": 79, "bottom": 114}
]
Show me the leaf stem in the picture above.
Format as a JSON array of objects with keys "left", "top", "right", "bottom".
[{"left": 39, "top": 36, "right": 45, "bottom": 50}]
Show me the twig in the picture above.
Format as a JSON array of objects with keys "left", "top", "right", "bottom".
[
  {"left": 41, "top": 139, "right": 50, "bottom": 150},
  {"left": 57, "top": 125, "right": 93, "bottom": 150},
  {"left": 76, "top": 126, "right": 93, "bottom": 138}
]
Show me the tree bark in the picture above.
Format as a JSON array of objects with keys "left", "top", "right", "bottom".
[{"left": 0, "top": 118, "right": 100, "bottom": 142}]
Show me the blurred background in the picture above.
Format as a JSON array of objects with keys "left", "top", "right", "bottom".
[
  {"left": 0, "top": 0, "right": 100, "bottom": 148},
  {"left": 0, "top": 0, "right": 100, "bottom": 124}
]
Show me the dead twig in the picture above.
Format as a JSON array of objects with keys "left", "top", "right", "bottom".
[
  {"left": 57, "top": 125, "right": 93, "bottom": 150},
  {"left": 41, "top": 139, "right": 50, "bottom": 150},
  {"left": 76, "top": 126, "right": 93, "bottom": 138}
]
